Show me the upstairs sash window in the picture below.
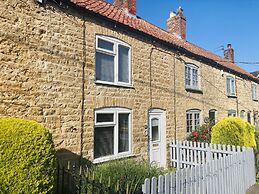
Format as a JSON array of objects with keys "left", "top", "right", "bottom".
[
  {"left": 226, "top": 76, "right": 236, "bottom": 96},
  {"left": 96, "top": 36, "right": 131, "bottom": 86},
  {"left": 185, "top": 64, "right": 199, "bottom": 89}
]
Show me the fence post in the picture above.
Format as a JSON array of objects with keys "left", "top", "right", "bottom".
[
  {"left": 206, "top": 143, "right": 212, "bottom": 163},
  {"left": 176, "top": 140, "right": 180, "bottom": 170},
  {"left": 142, "top": 179, "right": 150, "bottom": 194}
]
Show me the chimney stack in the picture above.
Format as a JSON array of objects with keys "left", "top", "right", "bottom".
[
  {"left": 113, "top": 0, "right": 136, "bottom": 16},
  {"left": 167, "top": 6, "right": 186, "bottom": 40},
  {"left": 224, "top": 44, "right": 234, "bottom": 63}
]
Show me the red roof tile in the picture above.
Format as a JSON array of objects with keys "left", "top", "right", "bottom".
[{"left": 70, "top": 0, "right": 257, "bottom": 80}]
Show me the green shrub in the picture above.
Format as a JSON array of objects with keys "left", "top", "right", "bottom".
[
  {"left": 0, "top": 118, "right": 56, "bottom": 194},
  {"left": 81, "top": 159, "right": 171, "bottom": 194},
  {"left": 187, "top": 122, "right": 214, "bottom": 143},
  {"left": 211, "top": 117, "right": 256, "bottom": 147}
]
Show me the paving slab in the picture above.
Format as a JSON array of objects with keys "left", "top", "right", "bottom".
[{"left": 246, "top": 184, "right": 259, "bottom": 194}]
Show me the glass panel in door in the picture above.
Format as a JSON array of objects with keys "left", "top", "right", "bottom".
[{"left": 151, "top": 118, "right": 159, "bottom": 141}]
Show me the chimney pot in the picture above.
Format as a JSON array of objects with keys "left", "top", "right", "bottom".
[{"left": 167, "top": 6, "right": 186, "bottom": 40}]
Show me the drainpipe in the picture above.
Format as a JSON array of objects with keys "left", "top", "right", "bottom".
[
  {"left": 80, "top": 19, "right": 86, "bottom": 165},
  {"left": 173, "top": 55, "right": 177, "bottom": 141},
  {"left": 235, "top": 75, "right": 239, "bottom": 116},
  {"left": 147, "top": 47, "right": 154, "bottom": 165}
]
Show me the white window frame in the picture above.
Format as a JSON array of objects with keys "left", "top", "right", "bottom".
[
  {"left": 95, "top": 35, "right": 131, "bottom": 87},
  {"left": 185, "top": 63, "right": 199, "bottom": 90},
  {"left": 226, "top": 76, "right": 236, "bottom": 96},
  {"left": 252, "top": 83, "right": 257, "bottom": 100},
  {"left": 186, "top": 109, "right": 201, "bottom": 133},
  {"left": 209, "top": 109, "right": 217, "bottom": 123},
  {"left": 240, "top": 110, "right": 245, "bottom": 120},
  {"left": 93, "top": 107, "right": 132, "bottom": 163},
  {"left": 228, "top": 109, "right": 236, "bottom": 117}
]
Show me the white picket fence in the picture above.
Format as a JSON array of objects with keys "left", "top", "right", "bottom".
[
  {"left": 170, "top": 140, "right": 239, "bottom": 170},
  {"left": 142, "top": 141, "right": 256, "bottom": 194}
]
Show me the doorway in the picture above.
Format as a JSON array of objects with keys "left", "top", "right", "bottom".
[{"left": 149, "top": 109, "right": 166, "bottom": 167}]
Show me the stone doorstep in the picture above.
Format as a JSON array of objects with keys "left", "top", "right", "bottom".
[{"left": 246, "top": 184, "right": 259, "bottom": 194}]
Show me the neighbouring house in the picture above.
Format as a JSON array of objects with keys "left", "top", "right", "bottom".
[
  {"left": 251, "top": 70, "right": 259, "bottom": 78},
  {"left": 1, "top": 0, "right": 259, "bottom": 166}
]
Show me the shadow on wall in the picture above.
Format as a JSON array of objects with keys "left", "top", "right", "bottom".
[{"left": 56, "top": 149, "right": 93, "bottom": 194}]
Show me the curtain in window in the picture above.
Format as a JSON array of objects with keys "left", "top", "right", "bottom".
[
  {"left": 96, "top": 52, "right": 114, "bottom": 82},
  {"left": 226, "top": 78, "right": 231, "bottom": 94},
  {"left": 94, "top": 126, "right": 114, "bottom": 158},
  {"left": 118, "top": 45, "right": 129, "bottom": 83},
  {"left": 118, "top": 113, "right": 129, "bottom": 153}
]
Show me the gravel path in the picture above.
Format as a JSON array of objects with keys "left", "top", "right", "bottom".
[{"left": 246, "top": 184, "right": 259, "bottom": 194}]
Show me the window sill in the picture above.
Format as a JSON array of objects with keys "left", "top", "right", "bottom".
[
  {"left": 95, "top": 81, "right": 134, "bottom": 89},
  {"left": 185, "top": 88, "right": 203, "bottom": 94},
  {"left": 227, "top": 95, "right": 237, "bottom": 98},
  {"left": 93, "top": 153, "right": 134, "bottom": 164},
  {"left": 253, "top": 99, "right": 258, "bottom": 102}
]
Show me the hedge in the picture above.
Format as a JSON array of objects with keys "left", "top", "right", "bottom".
[
  {"left": 211, "top": 117, "right": 256, "bottom": 147},
  {"left": 0, "top": 118, "right": 56, "bottom": 194}
]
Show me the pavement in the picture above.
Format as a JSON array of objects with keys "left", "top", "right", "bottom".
[{"left": 246, "top": 184, "right": 259, "bottom": 194}]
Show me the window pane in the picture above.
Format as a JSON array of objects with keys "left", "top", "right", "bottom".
[
  {"left": 96, "top": 52, "right": 114, "bottom": 82},
  {"left": 151, "top": 118, "right": 159, "bottom": 141},
  {"left": 231, "top": 79, "right": 235, "bottom": 94},
  {"left": 209, "top": 111, "right": 216, "bottom": 123},
  {"left": 228, "top": 110, "right": 236, "bottom": 117},
  {"left": 118, "top": 113, "right": 129, "bottom": 153},
  {"left": 194, "top": 113, "right": 200, "bottom": 130},
  {"left": 252, "top": 85, "right": 257, "bottom": 99},
  {"left": 98, "top": 39, "right": 114, "bottom": 51},
  {"left": 94, "top": 126, "right": 114, "bottom": 158},
  {"left": 192, "top": 69, "right": 198, "bottom": 87},
  {"left": 240, "top": 111, "right": 245, "bottom": 119},
  {"left": 227, "top": 78, "right": 231, "bottom": 94},
  {"left": 118, "top": 45, "right": 129, "bottom": 83},
  {"left": 186, "top": 113, "right": 192, "bottom": 132},
  {"left": 96, "top": 113, "right": 114, "bottom": 123},
  {"left": 185, "top": 66, "right": 191, "bottom": 86}
]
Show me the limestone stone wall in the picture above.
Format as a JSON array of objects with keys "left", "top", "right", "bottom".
[
  {"left": 0, "top": 0, "right": 258, "bottom": 163},
  {"left": 0, "top": 0, "right": 85, "bottom": 155}
]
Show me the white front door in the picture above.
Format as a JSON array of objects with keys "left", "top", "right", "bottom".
[{"left": 149, "top": 110, "right": 166, "bottom": 167}]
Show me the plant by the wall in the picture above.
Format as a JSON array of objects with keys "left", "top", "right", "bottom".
[
  {"left": 80, "top": 159, "right": 170, "bottom": 194},
  {"left": 187, "top": 122, "right": 214, "bottom": 143},
  {"left": 211, "top": 117, "right": 256, "bottom": 147},
  {"left": 0, "top": 118, "right": 56, "bottom": 194}
]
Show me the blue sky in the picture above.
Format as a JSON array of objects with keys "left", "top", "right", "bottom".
[{"left": 108, "top": 0, "right": 259, "bottom": 72}]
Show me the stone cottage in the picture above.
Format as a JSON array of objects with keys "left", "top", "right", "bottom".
[{"left": 1, "top": 0, "right": 258, "bottom": 166}]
